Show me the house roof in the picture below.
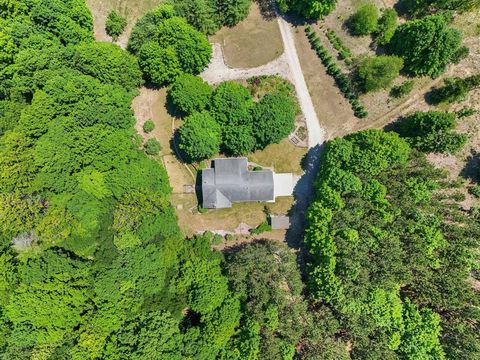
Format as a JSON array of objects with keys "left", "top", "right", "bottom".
[{"left": 202, "top": 158, "right": 274, "bottom": 209}]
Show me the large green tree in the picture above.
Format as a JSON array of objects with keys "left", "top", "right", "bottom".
[
  {"left": 168, "top": 74, "right": 213, "bottom": 115},
  {"left": 128, "top": 5, "right": 211, "bottom": 85},
  {"left": 210, "top": 80, "right": 254, "bottom": 125},
  {"left": 225, "top": 241, "right": 308, "bottom": 358},
  {"left": 278, "top": 0, "right": 338, "bottom": 19},
  {"left": 305, "top": 128, "right": 479, "bottom": 358},
  {"left": 178, "top": 111, "right": 221, "bottom": 162},
  {"left": 389, "top": 14, "right": 462, "bottom": 77},
  {"left": 357, "top": 55, "right": 404, "bottom": 92},
  {"left": 251, "top": 92, "right": 296, "bottom": 149},
  {"left": 348, "top": 3, "right": 379, "bottom": 36},
  {"left": 395, "top": 111, "right": 467, "bottom": 154}
]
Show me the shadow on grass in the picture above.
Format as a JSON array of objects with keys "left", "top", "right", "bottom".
[{"left": 460, "top": 150, "right": 480, "bottom": 183}]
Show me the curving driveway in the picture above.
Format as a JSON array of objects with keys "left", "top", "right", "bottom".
[{"left": 201, "top": 18, "right": 325, "bottom": 149}]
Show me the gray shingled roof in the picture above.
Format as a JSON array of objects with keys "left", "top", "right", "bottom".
[{"left": 202, "top": 158, "right": 274, "bottom": 209}]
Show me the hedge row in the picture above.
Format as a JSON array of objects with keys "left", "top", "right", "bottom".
[
  {"left": 326, "top": 29, "right": 352, "bottom": 64},
  {"left": 305, "top": 26, "right": 368, "bottom": 118}
]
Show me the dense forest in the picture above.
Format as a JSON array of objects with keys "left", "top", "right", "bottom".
[{"left": 0, "top": 0, "right": 479, "bottom": 359}]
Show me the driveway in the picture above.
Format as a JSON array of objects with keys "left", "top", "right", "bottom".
[{"left": 201, "top": 19, "right": 325, "bottom": 149}]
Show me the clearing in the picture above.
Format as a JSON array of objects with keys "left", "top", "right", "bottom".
[
  {"left": 85, "top": 0, "right": 161, "bottom": 48},
  {"left": 295, "top": 0, "right": 480, "bottom": 140},
  {"left": 210, "top": 2, "right": 284, "bottom": 68}
]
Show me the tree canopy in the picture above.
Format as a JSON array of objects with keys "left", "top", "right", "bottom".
[
  {"left": 0, "top": 3, "right": 244, "bottom": 358},
  {"left": 168, "top": 0, "right": 252, "bottom": 34},
  {"left": 395, "top": 111, "right": 467, "bottom": 154},
  {"left": 105, "top": 10, "right": 127, "bottom": 40},
  {"left": 128, "top": 5, "right": 211, "bottom": 85},
  {"left": 168, "top": 73, "right": 213, "bottom": 115},
  {"left": 304, "top": 129, "right": 479, "bottom": 359},
  {"left": 178, "top": 111, "right": 222, "bottom": 162},
  {"left": 172, "top": 76, "right": 299, "bottom": 161},
  {"left": 357, "top": 55, "right": 404, "bottom": 92},
  {"left": 278, "top": 0, "right": 338, "bottom": 19},
  {"left": 389, "top": 13, "right": 462, "bottom": 77},
  {"left": 348, "top": 3, "right": 379, "bottom": 36}
]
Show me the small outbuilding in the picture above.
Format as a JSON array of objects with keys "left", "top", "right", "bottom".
[{"left": 269, "top": 215, "right": 291, "bottom": 230}]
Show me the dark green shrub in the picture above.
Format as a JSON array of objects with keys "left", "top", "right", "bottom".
[
  {"left": 348, "top": 4, "right": 379, "bottom": 36},
  {"left": 430, "top": 75, "right": 480, "bottom": 104},
  {"left": 304, "top": 27, "right": 368, "bottom": 119},
  {"left": 250, "top": 222, "right": 272, "bottom": 235},
  {"left": 469, "top": 185, "right": 480, "bottom": 198},
  {"left": 144, "top": 138, "right": 162, "bottom": 155},
  {"left": 452, "top": 191, "right": 466, "bottom": 202},
  {"left": 326, "top": 29, "right": 352, "bottom": 61},
  {"left": 357, "top": 56, "right": 404, "bottom": 92},
  {"left": 376, "top": 8, "right": 397, "bottom": 45},
  {"left": 390, "top": 80, "right": 414, "bottom": 98},
  {"left": 143, "top": 120, "right": 155, "bottom": 133},
  {"left": 456, "top": 107, "right": 476, "bottom": 118},
  {"left": 396, "top": 111, "right": 467, "bottom": 154},
  {"left": 106, "top": 10, "right": 127, "bottom": 40},
  {"left": 452, "top": 46, "right": 470, "bottom": 64}
]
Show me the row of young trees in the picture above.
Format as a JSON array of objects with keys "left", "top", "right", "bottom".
[{"left": 169, "top": 75, "right": 298, "bottom": 162}]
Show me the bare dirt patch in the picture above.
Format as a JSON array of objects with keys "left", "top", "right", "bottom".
[{"left": 210, "top": 2, "right": 283, "bottom": 68}]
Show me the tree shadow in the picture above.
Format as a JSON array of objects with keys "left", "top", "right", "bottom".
[
  {"left": 169, "top": 129, "right": 189, "bottom": 164},
  {"left": 460, "top": 150, "right": 480, "bottom": 183},
  {"left": 255, "top": 0, "right": 278, "bottom": 21},
  {"left": 284, "top": 144, "right": 324, "bottom": 276}
]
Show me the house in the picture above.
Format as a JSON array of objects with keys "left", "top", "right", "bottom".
[{"left": 201, "top": 158, "right": 297, "bottom": 209}]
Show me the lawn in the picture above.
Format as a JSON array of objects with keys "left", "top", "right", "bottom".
[
  {"left": 249, "top": 139, "right": 307, "bottom": 175},
  {"left": 210, "top": 2, "right": 283, "bottom": 68},
  {"left": 132, "top": 88, "right": 196, "bottom": 194},
  {"left": 173, "top": 194, "right": 294, "bottom": 236}
]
